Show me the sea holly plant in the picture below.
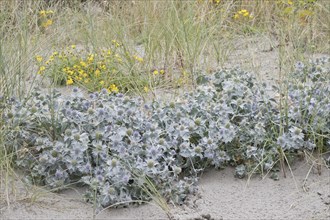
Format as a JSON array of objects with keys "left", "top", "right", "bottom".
[
  {"left": 1, "top": 57, "right": 329, "bottom": 210},
  {"left": 277, "top": 58, "right": 330, "bottom": 159}
]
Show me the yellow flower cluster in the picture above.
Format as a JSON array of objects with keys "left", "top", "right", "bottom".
[
  {"left": 37, "top": 65, "right": 46, "bottom": 75},
  {"left": 197, "top": 0, "right": 221, "bottom": 5},
  {"left": 234, "top": 9, "right": 253, "bottom": 20},
  {"left": 59, "top": 50, "right": 114, "bottom": 87},
  {"left": 39, "top": 10, "right": 54, "bottom": 17},
  {"left": 152, "top": 69, "right": 165, "bottom": 75},
  {"left": 112, "top": 40, "right": 121, "bottom": 48},
  {"left": 143, "top": 86, "right": 149, "bottom": 93},
  {"left": 66, "top": 78, "right": 74, "bottom": 85},
  {"left": 211, "top": 0, "right": 221, "bottom": 4},
  {"left": 34, "top": 42, "right": 146, "bottom": 93},
  {"left": 108, "top": 84, "right": 119, "bottom": 93},
  {"left": 279, "top": 0, "right": 315, "bottom": 25},
  {"left": 38, "top": 10, "right": 54, "bottom": 29},
  {"left": 42, "top": 19, "right": 53, "bottom": 28},
  {"left": 133, "top": 55, "right": 144, "bottom": 63},
  {"left": 35, "top": 55, "right": 43, "bottom": 63}
]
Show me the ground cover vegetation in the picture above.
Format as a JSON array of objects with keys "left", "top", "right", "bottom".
[{"left": 0, "top": 0, "right": 329, "bottom": 216}]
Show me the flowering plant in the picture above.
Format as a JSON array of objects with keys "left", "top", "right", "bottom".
[{"left": 2, "top": 57, "right": 329, "bottom": 209}]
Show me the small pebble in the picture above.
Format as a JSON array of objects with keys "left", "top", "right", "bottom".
[{"left": 201, "top": 214, "right": 211, "bottom": 220}]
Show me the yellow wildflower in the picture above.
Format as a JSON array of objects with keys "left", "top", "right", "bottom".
[
  {"left": 234, "top": 9, "right": 252, "bottom": 20},
  {"left": 43, "top": 20, "right": 53, "bottom": 28},
  {"left": 160, "top": 69, "right": 165, "bottom": 74},
  {"left": 37, "top": 66, "right": 46, "bottom": 74},
  {"left": 39, "top": 10, "right": 46, "bottom": 17},
  {"left": 87, "top": 54, "right": 94, "bottom": 63},
  {"left": 95, "top": 69, "right": 101, "bottom": 77},
  {"left": 133, "top": 55, "right": 143, "bottom": 63},
  {"left": 144, "top": 86, "right": 149, "bottom": 93},
  {"left": 100, "top": 64, "right": 106, "bottom": 70},
  {"left": 114, "top": 54, "right": 122, "bottom": 63},
  {"left": 35, "top": 55, "right": 43, "bottom": 62},
  {"left": 112, "top": 40, "right": 121, "bottom": 47},
  {"left": 80, "top": 61, "right": 87, "bottom": 68},
  {"left": 42, "top": 19, "right": 53, "bottom": 28},
  {"left": 109, "top": 84, "right": 119, "bottom": 93},
  {"left": 66, "top": 78, "right": 74, "bottom": 85},
  {"left": 99, "top": 80, "right": 105, "bottom": 86},
  {"left": 71, "top": 45, "right": 76, "bottom": 49},
  {"left": 153, "top": 70, "right": 159, "bottom": 75},
  {"left": 177, "top": 78, "right": 184, "bottom": 86}
]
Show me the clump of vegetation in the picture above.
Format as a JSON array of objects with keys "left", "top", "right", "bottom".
[
  {"left": 34, "top": 42, "right": 153, "bottom": 93},
  {"left": 2, "top": 58, "right": 329, "bottom": 210},
  {"left": 0, "top": 0, "right": 329, "bottom": 216},
  {"left": 38, "top": 9, "right": 54, "bottom": 31}
]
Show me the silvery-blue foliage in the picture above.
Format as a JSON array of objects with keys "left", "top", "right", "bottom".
[{"left": 1, "top": 57, "right": 329, "bottom": 209}]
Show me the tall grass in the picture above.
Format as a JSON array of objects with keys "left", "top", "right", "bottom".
[{"left": 0, "top": 0, "right": 329, "bottom": 214}]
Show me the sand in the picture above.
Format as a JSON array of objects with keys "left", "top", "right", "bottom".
[
  {"left": 1, "top": 158, "right": 329, "bottom": 220},
  {"left": 1, "top": 36, "right": 329, "bottom": 220}
]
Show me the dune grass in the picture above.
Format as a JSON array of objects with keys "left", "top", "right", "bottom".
[{"left": 0, "top": 0, "right": 329, "bottom": 215}]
